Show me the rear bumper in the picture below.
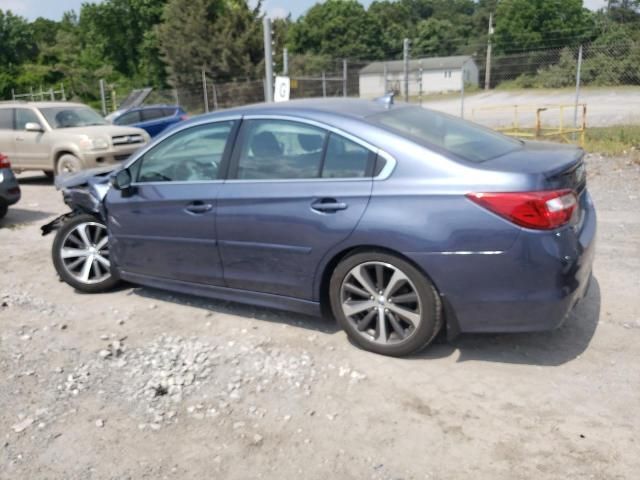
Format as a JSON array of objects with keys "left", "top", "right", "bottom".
[{"left": 409, "top": 192, "right": 597, "bottom": 333}]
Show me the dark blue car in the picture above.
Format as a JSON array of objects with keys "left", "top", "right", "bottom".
[
  {"left": 106, "top": 104, "right": 187, "bottom": 137},
  {"left": 44, "top": 98, "right": 596, "bottom": 357}
]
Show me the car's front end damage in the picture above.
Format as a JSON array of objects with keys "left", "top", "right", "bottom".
[{"left": 41, "top": 166, "right": 116, "bottom": 236}]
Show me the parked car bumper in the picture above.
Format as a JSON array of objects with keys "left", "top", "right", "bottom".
[
  {"left": 0, "top": 168, "right": 21, "bottom": 205},
  {"left": 409, "top": 192, "right": 597, "bottom": 334}
]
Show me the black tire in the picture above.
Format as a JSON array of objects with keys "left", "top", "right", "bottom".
[
  {"left": 56, "top": 154, "right": 83, "bottom": 176},
  {"left": 329, "top": 251, "right": 442, "bottom": 357},
  {"left": 0, "top": 199, "right": 7, "bottom": 219},
  {"left": 52, "top": 213, "right": 120, "bottom": 293}
]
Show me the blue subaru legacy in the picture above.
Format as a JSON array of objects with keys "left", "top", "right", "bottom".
[
  {"left": 106, "top": 104, "right": 188, "bottom": 138},
  {"left": 43, "top": 98, "right": 596, "bottom": 357}
]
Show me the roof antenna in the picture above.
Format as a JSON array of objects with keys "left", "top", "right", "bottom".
[{"left": 374, "top": 91, "right": 395, "bottom": 109}]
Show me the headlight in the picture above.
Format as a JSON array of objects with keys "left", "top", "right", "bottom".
[{"left": 79, "top": 138, "right": 109, "bottom": 151}]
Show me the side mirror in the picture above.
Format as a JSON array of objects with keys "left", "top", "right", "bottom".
[
  {"left": 25, "top": 122, "right": 44, "bottom": 132},
  {"left": 110, "top": 168, "right": 132, "bottom": 191}
]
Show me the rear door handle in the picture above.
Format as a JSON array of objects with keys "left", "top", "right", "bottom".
[
  {"left": 311, "top": 199, "right": 348, "bottom": 213},
  {"left": 185, "top": 201, "right": 213, "bottom": 214},
  {"left": 15, "top": 136, "right": 24, "bottom": 142}
]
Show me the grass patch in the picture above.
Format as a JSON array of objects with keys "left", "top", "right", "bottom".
[{"left": 583, "top": 125, "right": 640, "bottom": 156}]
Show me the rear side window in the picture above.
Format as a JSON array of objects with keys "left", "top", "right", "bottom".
[
  {"left": 369, "top": 106, "right": 522, "bottom": 163},
  {"left": 15, "top": 109, "right": 40, "bottom": 130},
  {"left": 235, "top": 120, "right": 327, "bottom": 179},
  {"left": 141, "top": 109, "right": 167, "bottom": 121},
  {"left": 115, "top": 110, "right": 141, "bottom": 125},
  {"left": 322, "top": 134, "right": 373, "bottom": 178},
  {"left": 0, "top": 109, "right": 13, "bottom": 130},
  {"left": 162, "top": 108, "right": 177, "bottom": 117}
]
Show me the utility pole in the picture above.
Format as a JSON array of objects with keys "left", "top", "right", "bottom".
[
  {"left": 403, "top": 38, "right": 410, "bottom": 102},
  {"left": 343, "top": 59, "right": 348, "bottom": 97},
  {"left": 99, "top": 79, "right": 107, "bottom": 116},
  {"left": 202, "top": 66, "right": 209, "bottom": 113},
  {"left": 573, "top": 44, "right": 583, "bottom": 129},
  {"left": 263, "top": 17, "right": 274, "bottom": 102},
  {"left": 283, "top": 48, "right": 288, "bottom": 75},
  {"left": 484, "top": 12, "right": 493, "bottom": 91}
]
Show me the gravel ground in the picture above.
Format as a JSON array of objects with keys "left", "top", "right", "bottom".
[{"left": 0, "top": 154, "right": 639, "bottom": 479}]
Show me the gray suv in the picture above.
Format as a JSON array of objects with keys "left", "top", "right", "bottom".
[{"left": 0, "top": 101, "right": 150, "bottom": 177}]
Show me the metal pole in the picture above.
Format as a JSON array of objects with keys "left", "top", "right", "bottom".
[
  {"left": 283, "top": 48, "right": 288, "bottom": 75},
  {"left": 418, "top": 63, "right": 423, "bottom": 106},
  {"left": 61, "top": 83, "right": 66, "bottom": 101},
  {"left": 573, "top": 44, "right": 583, "bottom": 129},
  {"left": 484, "top": 12, "right": 493, "bottom": 91},
  {"left": 99, "top": 79, "right": 106, "bottom": 115},
  {"left": 384, "top": 63, "right": 388, "bottom": 93},
  {"left": 30, "top": 86, "right": 34, "bottom": 101},
  {"left": 403, "top": 38, "right": 410, "bottom": 102},
  {"left": 460, "top": 60, "right": 467, "bottom": 118},
  {"left": 322, "top": 72, "right": 327, "bottom": 97},
  {"left": 343, "top": 59, "right": 348, "bottom": 97},
  {"left": 50, "top": 88, "right": 54, "bottom": 101},
  {"left": 11, "top": 89, "right": 15, "bottom": 100},
  {"left": 263, "top": 17, "right": 274, "bottom": 102},
  {"left": 212, "top": 83, "right": 218, "bottom": 110},
  {"left": 202, "top": 66, "right": 209, "bottom": 113}
]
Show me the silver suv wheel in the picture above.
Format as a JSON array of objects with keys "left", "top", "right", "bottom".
[{"left": 60, "top": 221, "right": 111, "bottom": 284}]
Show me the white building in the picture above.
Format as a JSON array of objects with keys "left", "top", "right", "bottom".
[{"left": 359, "top": 55, "right": 479, "bottom": 98}]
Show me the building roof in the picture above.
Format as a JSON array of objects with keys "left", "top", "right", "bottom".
[{"left": 360, "top": 55, "right": 475, "bottom": 75}]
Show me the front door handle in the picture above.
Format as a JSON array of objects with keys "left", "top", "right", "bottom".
[
  {"left": 15, "top": 136, "right": 25, "bottom": 142},
  {"left": 311, "top": 198, "right": 348, "bottom": 213},
  {"left": 185, "top": 201, "right": 213, "bottom": 214}
]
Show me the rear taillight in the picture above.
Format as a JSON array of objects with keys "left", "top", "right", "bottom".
[
  {"left": 180, "top": 114, "right": 189, "bottom": 121},
  {"left": 0, "top": 153, "right": 10, "bottom": 169},
  {"left": 467, "top": 189, "right": 578, "bottom": 230}
]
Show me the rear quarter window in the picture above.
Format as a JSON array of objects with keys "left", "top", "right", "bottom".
[{"left": 369, "top": 106, "right": 522, "bottom": 163}]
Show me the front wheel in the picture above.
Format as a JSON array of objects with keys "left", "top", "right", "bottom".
[
  {"left": 56, "top": 154, "right": 83, "bottom": 176},
  {"left": 52, "top": 214, "right": 120, "bottom": 293},
  {"left": 330, "top": 251, "right": 442, "bottom": 357}
]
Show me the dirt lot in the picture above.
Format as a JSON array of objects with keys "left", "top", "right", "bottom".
[{"left": 1, "top": 154, "right": 639, "bottom": 480}]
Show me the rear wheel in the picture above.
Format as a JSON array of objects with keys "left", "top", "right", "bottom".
[
  {"left": 52, "top": 214, "right": 119, "bottom": 293},
  {"left": 0, "top": 199, "right": 7, "bottom": 219},
  {"left": 330, "top": 251, "right": 442, "bottom": 357}
]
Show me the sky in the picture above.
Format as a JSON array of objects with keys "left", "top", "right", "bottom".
[{"left": 0, "top": 0, "right": 611, "bottom": 22}]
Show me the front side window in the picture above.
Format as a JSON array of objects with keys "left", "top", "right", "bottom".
[
  {"left": 236, "top": 120, "right": 327, "bottom": 180},
  {"left": 0, "top": 109, "right": 13, "bottom": 130},
  {"left": 15, "top": 109, "right": 41, "bottom": 130},
  {"left": 40, "top": 106, "right": 108, "bottom": 129},
  {"left": 369, "top": 106, "right": 522, "bottom": 163},
  {"left": 136, "top": 121, "right": 234, "bottom": 183}
]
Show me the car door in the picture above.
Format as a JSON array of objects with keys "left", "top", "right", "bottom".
[
  {"left": 0, "top": 109, "right": 16, "bottom": 162},
  {"left": 14, "top": 108, "right": 50, "bottom": 169},
  {"left": 105, "top": 118, "right": 239, "bottom": 285},
  {"left": 216, "top": 117, "right": 376, "bottom": 300}
]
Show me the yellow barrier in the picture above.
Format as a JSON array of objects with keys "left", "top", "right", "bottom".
[{"left": 471, "top": 104, "right": 587, "bottom": 146}]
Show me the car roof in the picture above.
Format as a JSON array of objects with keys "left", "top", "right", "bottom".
[
  {"left": 199, "top": 98, "right": 403, "bottom": 122},
  {"left": 0, "top": 101, "right": 87, "bottom": 108}
]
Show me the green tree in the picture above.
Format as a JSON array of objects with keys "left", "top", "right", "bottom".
[
  {"left": 494, "top": 0, "right": 594, "bottom": 53},
  {"left": 413, "top": 18, "right": 459, "bottom": 56},
  {"left": 156, "top": 0, "right": 264, "bottom": 88},
  {"left": 288, "top": 0, "right": 385, "bottom": 59}
]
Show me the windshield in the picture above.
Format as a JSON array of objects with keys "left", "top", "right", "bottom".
[
  {"left": 40, "top": 106, "right": 108, "bottom": 129},
  {"left": 369, "top": 106, "right": 522, "bottom": 163}
]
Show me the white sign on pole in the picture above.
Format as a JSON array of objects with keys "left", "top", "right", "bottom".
[{"left": 274, "top": 76, "right": 290, "bottom": 102}]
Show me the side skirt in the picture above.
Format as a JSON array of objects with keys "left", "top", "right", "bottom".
[{"left": 120, "top": 271, "right": 322, "bottom": 317}]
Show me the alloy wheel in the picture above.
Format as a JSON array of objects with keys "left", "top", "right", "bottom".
[
  {"left": 340, "top": 261, "right": 422, "bottom": 345},
  {"left": 60, "top": 222, "right": 111, "bottom": 284}
]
